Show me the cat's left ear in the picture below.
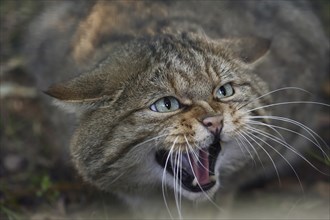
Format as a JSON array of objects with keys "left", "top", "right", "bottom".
[
  {"left": 218, "top": 37, "right": 271, "bottom": 64},
  {"left": 44, "top": 71, "right": 119, "bottom": 114}
]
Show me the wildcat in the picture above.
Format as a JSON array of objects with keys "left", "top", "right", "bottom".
[{"left": 26, "top": 0, "right": 329, "bottom": 218}]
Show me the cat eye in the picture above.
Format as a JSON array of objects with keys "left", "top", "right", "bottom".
[
  {"left": 216, "top": 83, "right": 234, "bottom": 99},
  {"left": 150, "top": 96, "right": 180, "bottom": 113}
]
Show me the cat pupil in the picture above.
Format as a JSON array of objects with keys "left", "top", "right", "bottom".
[
  {"left": 219, "top": 86, "right": 226, "bottom": 96},
  {"left": 164, "top": 97, "right": 171, "bottom": 109}
]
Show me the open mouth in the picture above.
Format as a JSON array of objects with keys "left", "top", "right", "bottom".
[{"left": 155, "top": 139, "right": 221, "bottom": 192}]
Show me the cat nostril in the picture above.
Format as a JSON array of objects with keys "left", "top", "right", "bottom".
[
  {"left": 202, "top": 115, "right": 223, "bottom": 135},
  {"left": 206, "top": 122, "right": 213, "bottom": 127}
]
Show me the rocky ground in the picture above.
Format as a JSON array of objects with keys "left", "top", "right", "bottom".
[{"left": 1, "top": 1, "right": 329, "bottom": 219}]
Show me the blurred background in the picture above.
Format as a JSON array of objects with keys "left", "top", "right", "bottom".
[{"left": 0, "top": 0, "right": 329, "bottom": 219}]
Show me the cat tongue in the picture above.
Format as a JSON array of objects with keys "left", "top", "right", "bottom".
[{"left": 190, "top": 149, "right": 210, "bottom": 186}]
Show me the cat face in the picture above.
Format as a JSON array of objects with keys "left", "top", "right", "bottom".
[{"left": 46, "top": 34, "right": 271, "bottom": 201}]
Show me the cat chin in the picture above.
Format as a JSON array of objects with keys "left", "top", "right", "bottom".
[
  {"left": 164, "top": 178, "right": 221, "bottom": 202},
  {"left": 181, "top": 181, "right": 220, "bottom": 202},
  {"left": 154, "top": 164, "right": 220, "bottom": 202}
]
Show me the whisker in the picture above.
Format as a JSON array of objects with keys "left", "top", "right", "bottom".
[
  {"left": 108, "top": 171, "right": 127, "bottom": 185},
  {"left": 179, "top": 151, "right": 183, "bottom": 218},
  {"left": 184, "top": 135, "right": 210, "bottom": 173},
  {"left": 246, "top": 125, "right": 328, "bottom": 175},
  {"left": 109, "top": 134, "right": 170, "bottom": 186},
  {"left": 184, "top": 143, "right": 222, "bottom": 211},
  {"left": 246, "top": 101, "right": 329, "bottom": 113},
  {"left": 247, "top": 120, "right": 286, "bottom": 141},
  {"left": 187, "top": 134, "right": 210, "bottom": 154},
  {"left": 234, "top": 136, "right": 249, "bottom": 161},
  {"left": 162, "top": 137, "right": 177, "bottom": 219},
  {"left": 173, "top": 152, "right": 177, "bottom": 214},
  {"left": 236, "top": 131, "right": 265, "bottom": 169},
  {"left": 171, "top": 152, "right": 178, "bottom": 218},
  {"left": 237, "top": 87, "right": 311, "bottom": 110},
  {"left": 235, "top": 131, "right": 257, "bottom": 166},
  {"left": 241, "top": 130, "right": 282, "bottom": 186},
  {"left": 244, "top": 130, "right": 304, "bottom": 193},
  {"left": 130, "top": 133, "right": 169, "bottom": 152},
  {"left": 247, "top": 121, "right": 329, "bottom": 160},
  {"left": 174, "top": 151, "right": 182, "bottom": 219},
  {"left": 247, "top": 115, "right": 329, "bottom": 149}
]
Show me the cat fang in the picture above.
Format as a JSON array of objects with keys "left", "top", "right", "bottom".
[{"left": 156, "top": 138, "right": 222, "bottom": 193}]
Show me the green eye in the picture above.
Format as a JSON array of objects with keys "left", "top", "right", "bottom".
[
  {"left": 216, "top": 83, "right": 234, "bottom": 99},
  {"left": 150, "top": 96, "right": 180, "bottom": 112}
]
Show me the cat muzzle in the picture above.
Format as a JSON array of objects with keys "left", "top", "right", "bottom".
[{"left": 155, "top": 138, "right": 221, "bottom": 193}]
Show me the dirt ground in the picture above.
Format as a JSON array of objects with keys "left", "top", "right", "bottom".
[{"left": 0, "top": 1, "right": 329, "bottom": 219}]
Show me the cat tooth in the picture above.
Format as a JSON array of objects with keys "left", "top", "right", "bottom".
[
  {"left": 192, "top": 178, "right": 198, "bottom": 186},
  {"left": 210, "top": 175, "right": 217, "bottom": 182}
]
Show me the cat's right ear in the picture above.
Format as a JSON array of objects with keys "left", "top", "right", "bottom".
[
  {"left": 45, "top": 73, "right": 116, "bottom": 113},
  {"left": 218, "top": 37, "right": 271, "bottom": 64}
]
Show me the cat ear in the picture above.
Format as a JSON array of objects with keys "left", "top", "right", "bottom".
[
  {"left": 45, "top": 73, "right": 116, "bottom": 113},
  {"left": 219, "top": 37, "right": 271, "bottom": 64}
]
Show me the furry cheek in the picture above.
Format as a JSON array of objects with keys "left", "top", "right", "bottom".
[
  {"left": 220, "top": 106, "right": 247, "bottom": 142},
  {"left": 163, "top": 119, "right": 211, "bottom": 152}
]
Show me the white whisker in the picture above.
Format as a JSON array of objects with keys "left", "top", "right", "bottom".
[
  {"left": 247, "top": 121, "right": 329, "bottom": 160},
  {"left": 247, "top": 115, "right": 329, "bottom": 149},
  {"left": 246, "top": 101, "right": 329, "bottom": 113},
  {"left": 234, "top": 136, "right": 249, "bottom": 160},
  {"left": 162, "top": 137, "right": 178, "bottom": 219},
  {"left": 241, "top": 130, "right": 282, "bottom": 186},
  {"left": 184, "top": 138, "right": 222, "bottom": 211},
  {"left": 109, "top": 134, "right": 170, "bottom": 186},
  {"left": 174, "top": 151, "right": 182, "bottom": 219},
  {"left": 236, "top": 131, "right": 264, "bottom": 169},
  {"left": 187, "top": 134, "right": 210, "bottom": 155},
  {"left": 184, "top": 136, "right": 210, "bottom": 173},
  {"left": 246, "top": 125, "right": 328, "bottom": 175},
  {"left": 130, "top": 134, "right": 169, "bottom": 152},
  {"left": 244, "top": 130, "right": 304, "bottom": 193},
  {"left": 172, "top": 152, "right": 177, "bottom": 217},
  {"left": 237, "top": 87, "right": 311, "bottom": 110},
  {"left": 247, "top": 120, "right": 286, "bottom": 141},
  {"left": 235, "top": 132, "right": 257, "bottom": 166},
  {"left": 179, "top": 150, "right": 183, "bottom": 217}
]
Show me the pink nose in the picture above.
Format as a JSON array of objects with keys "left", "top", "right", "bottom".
[{"left": 202, "top": 115, "right": 223, "bottom": 135}]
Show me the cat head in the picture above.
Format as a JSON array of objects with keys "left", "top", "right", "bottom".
[{"left": 46, "top": 33, "right": 270, "bottom": 201}]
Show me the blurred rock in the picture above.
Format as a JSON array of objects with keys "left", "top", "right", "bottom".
[
  {"left": 313, "top": 181, "right": 330, "bottom": 199},
  {"left": 0, "top": 82, "right": 37, "bottom": 99},
  {"left": 3, "top": 154, "right": 25, "bottom": 173}
]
